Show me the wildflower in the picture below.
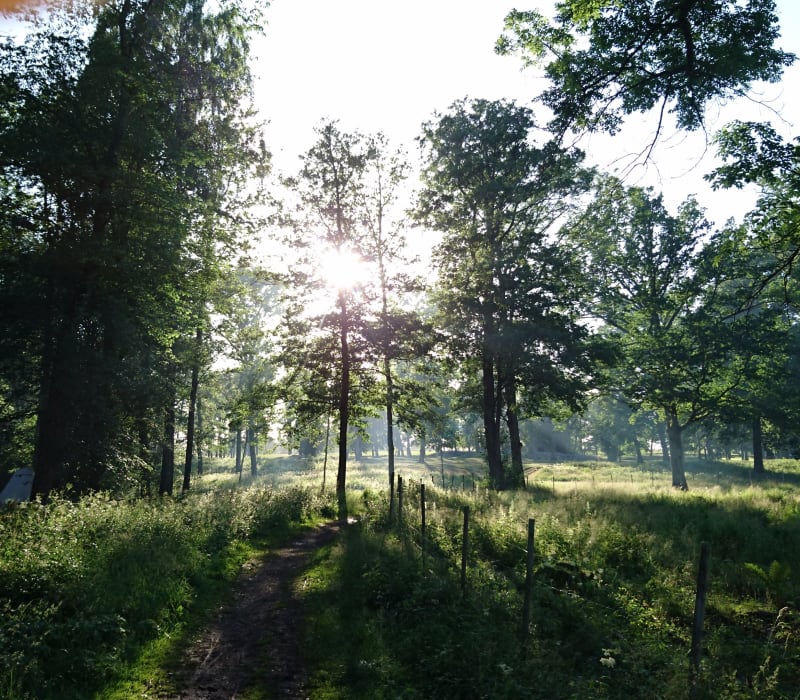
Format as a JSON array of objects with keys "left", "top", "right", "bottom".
[{"left": 600, "top": 649, "right": 617, "bottom": 669}]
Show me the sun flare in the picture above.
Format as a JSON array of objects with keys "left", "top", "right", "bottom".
[{"left": 318, "top": 246, "right": 369, "bottom": 291}]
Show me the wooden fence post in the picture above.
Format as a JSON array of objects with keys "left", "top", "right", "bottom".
[
  {"left": 397, "top": 476, "right": 404, "bottom": 527},
  {"left": 420, "top": 483, "right": 426, "bottom": 563},
  {"left": 521, "top": 518, "right": 536, "bottom": 645},
  {"left": 690, "top": 542, "right": 711, "bottom": 688},
  {"left": 461, "top": 506, "right": 470, "bottom": 593}
]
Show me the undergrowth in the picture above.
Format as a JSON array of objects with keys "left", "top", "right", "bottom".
[
  {"left": 0, "top": 484, "right": 335, "bottom": 699},
  {"left": 301, "top": 478, "right": 800, "bottom": 699},
  {"left": 3, "top": 455, "right": 799, "bottom": 699}
]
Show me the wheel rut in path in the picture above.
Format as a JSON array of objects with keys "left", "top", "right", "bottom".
[{"left": 168, "top": 520, "right": 344, "bottom": 699}]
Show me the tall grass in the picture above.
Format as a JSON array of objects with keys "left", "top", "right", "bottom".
[
  {"left": 300, "top": 458, "right": 800, "bottom": 699},
  {"left": 0, "top": 483, "right": 335, "bottom": 699},
  {"left": 3, "top": 452, "right": 798, "bottom": 698}
]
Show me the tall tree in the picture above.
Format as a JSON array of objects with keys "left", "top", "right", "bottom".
[
  {"left": 357, "top": 133, "right": 429, "bottom": 502},
  {"left": 567, "top": 175, "right": 751, "bottom": 487},
  {"left": 416, "top": 98, "right": 601, "bottom": 489},
  {"left": 0, "top": 0, "right": 266, "bottom": 499},
  {"left": 707, "top": 122, "right": 800, "bottom": 468},
  {"left": 281, "top": 121, "right": 373, "bottom": 518}
]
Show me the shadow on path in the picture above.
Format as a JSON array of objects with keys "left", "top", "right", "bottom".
[{"left": 168, "top": 520, "right": 344, "bottom": 700}]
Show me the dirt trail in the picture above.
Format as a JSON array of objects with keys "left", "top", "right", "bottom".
[{"left": 167, "top": 521, "right": 343, "bottom": 700}]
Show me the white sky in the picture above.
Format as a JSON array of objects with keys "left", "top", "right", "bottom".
[{"left": 252, "top": 0, "right": 800, "bottom": 228}]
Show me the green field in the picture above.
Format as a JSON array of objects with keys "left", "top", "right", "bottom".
[{"left": 1, "top": 454, "right": 799, "bottom": 699}]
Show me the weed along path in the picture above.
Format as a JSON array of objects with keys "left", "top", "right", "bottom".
[{"left": 168, "top": 521, "right": 344, "bottom": 700}]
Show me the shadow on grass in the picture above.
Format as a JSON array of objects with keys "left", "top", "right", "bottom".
[{"left": 685, "top": 457, "right": 800, "bottom": 489}]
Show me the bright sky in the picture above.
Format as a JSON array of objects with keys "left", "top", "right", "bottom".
[{"left": 252, "top": 0, "right": 800, "bottom": 227}]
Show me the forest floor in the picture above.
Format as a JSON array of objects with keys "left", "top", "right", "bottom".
[{"left": 165, "top": 520, "right": 344, "bottom": 700}]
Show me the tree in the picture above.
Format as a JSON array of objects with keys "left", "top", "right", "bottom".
[
  {"left": 280, "top": 121, "right": 374, "bottom": 517},
  {"left": 0, "top": 0, "right": 267, "bottom": 499},
  {"left": 568, "top": 175, "right": 752, "bottom": 487},
  {"left": 416, "top": 98, "right": 602, "bottom": 489},
  {"left": 706, "top": 122, "right": 800, "bottom": 469},
  {"left": 356, "top": 133, "right": 428, "bottom": 503},
  {"left": 497, "top": 0, "right": 794, "bottom": 138}
]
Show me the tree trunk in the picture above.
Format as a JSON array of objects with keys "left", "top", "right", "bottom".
[
  {"left": 235, "top": 428, "right": 242, "bottom": 473},
  {"left": 32, "top": 359, "right": 69, "bottom": 500},
  {"left": 336, "top": 290, "right": 350, "bottom": 520},
  {"left": 658, "top": 421, "right": 671, "bottom": 468},
  {"left": 159, "top": 400, "right": 176, "bottom": 496},
  {"left": 247, "top": 424, "right": 257, "bottom": 476},
  {"left": 752, "top": 414, "right": 765, "bottom": 475},
  {"left": 482, "top": 349, "right": 504, "bottom": 489},
  {"left": 31, "top": 288, "right": 80, "bottom": 500},
  {"left": 504, "top": 375, "right": 524, "bottom": 488},
  {"left": 634, "top": 436, "right": 644, "bottom": 465},
  {"left": 182, "top": 328, "right": 201, "bottom": 493},
  {"left": 196, "top": 396, "right": 204, "bottom": 476},
  {"left": 666, "top": 408, "right": 688, "bottom": 490},
  {"left": 418, "top": 428, "right": 426, "bottom": 463},
  {"left": 385, "top": 356, "right": 396, "bottom": 498}
]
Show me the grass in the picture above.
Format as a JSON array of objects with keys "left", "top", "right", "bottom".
[
  {"left": 2, "top": 451, "right": 799, "bottom": 698},
  {"left": 296, "top": 454, "right": 800, "bottom": 699},
  {"left": 0, "top": 479, "right": 336, "bottom": 699}
]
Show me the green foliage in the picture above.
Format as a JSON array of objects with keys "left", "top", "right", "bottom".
[
  {"left": 497, "top": 0, "right": 795, "bottom": 134},
  {"left": 0, "top": 485, "right": 332, "bottom": 699},
  {"left": 744, "top": 561, "right": 794, "bottom": 606},
  {"left": 0, "top": 0, "right": 267, "bottom": 499}
]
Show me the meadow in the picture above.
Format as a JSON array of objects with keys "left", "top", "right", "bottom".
[{"left": 1, "top": 453, "right": 798, "bottom": 698}]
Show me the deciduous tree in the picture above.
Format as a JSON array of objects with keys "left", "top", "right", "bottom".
[
  {"left": 497, "top": 0, "right": 794, "bottom": 139},
  {"left": 416, "top": 98, "right": 602, "bottom": 489}
]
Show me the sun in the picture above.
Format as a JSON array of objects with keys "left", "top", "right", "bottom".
[{"left": 318, "top": 245, "right": 369, "bottom": 291}]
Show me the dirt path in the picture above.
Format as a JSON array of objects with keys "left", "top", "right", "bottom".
[{"left": 167, "top": 521, "right": 344, "bottom": 700}]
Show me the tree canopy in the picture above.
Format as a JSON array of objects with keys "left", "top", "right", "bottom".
[{"left": 497, "top": 0, "right": 795, "bottom": 136}]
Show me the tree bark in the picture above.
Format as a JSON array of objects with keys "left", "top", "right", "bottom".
[
  {"left": 482, "top": 349, "right": 504, "bottom": 489},
  {"left": 658, "top": 420, "right": 671, "bottom": 468},
  {"left": 752, "top": 414, "right": 765, "bottom": 475},
  {"left": 247, "top": 424, "right": 257, "bottom": 476},
  {"left": 336, "top": 290, "right": 350, "bottom": 520},
  {"left": 504, "top": 375, "right": 524, "bottom": 488},
  {"left": 666, "top": 408, "right": 688, "bottom": 490},
  {"left": 196, "top": 396, "right": 204, "bottom": 476},
  {"left": 159, "top": 400, "right": 176, "bottom": 496},
  {"left": 235, "top": 428, "right": 242, "bottom": 473},
  {"left": 385, "top": 356, "right": 396, "bottom": 496},
  {"left": 182, "top": 328, "right": 202, "bottom": 493},
  {"left": 32, "top": 344, "right": 70, "bottom": 500}
]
